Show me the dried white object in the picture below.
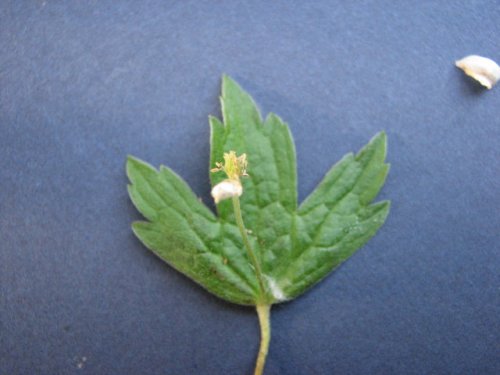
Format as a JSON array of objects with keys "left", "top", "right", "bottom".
[
  {"left": 455, "top": 55, "right": 500, "bottom": 89},
  {"left": 211, "top": 179, "right": 242, "bottom": 203},
  {"left": 265, "top": 277, "right": 287, "bottom": 302}
]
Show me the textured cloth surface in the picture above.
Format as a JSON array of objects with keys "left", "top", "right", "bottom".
[{"left": 1, "top": 1, "right": 499, "bottom": 374}]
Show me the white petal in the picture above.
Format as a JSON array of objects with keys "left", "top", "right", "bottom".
[
  {"left": 211, "top": 180, "right": 242, "bottom": 203},
  {"left": 455, "top": 55, "right": 500, "bottom": 89}
]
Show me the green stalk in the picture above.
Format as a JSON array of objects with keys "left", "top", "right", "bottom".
[
  {"left": 254, "top": 304, "right": 271, "bottom": 375},
  {"left": 231, "top": 196, "right": 271, "bottom": 374},
  {"left": 231, "top": 196, "right": 266, "bottom": 297}
]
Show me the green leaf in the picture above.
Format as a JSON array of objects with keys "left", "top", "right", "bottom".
[
  {"left": 270, "top": 133, "right": 390, "bottom": 299},
  {"left": 210, "top": 76, "right": 297, "bottom": 222},
  {"left": 210, "top": 76, "right": 298, "bottom": 278},
  {"left": 127, "top": 75, "right": 390, "bottom": 306},
  {"left": 127, "top": 156, "right": 259, "bottom": 305}
]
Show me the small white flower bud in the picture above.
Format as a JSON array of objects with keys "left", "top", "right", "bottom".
[
  {"left": 211, "top": 179, "right": 243, "bottom": 203},
  {"left": 455, "top": 55, "right": 500, "bottom": 89}
]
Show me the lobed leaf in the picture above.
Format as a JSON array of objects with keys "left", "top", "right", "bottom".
[
  {"left": 127, "top": 156, "right": 259, "bottom": 305},
  {"left": 127, "top": 76, "right": 390, "bottom": 306},
  {"left": 270, "top": 133, "right": 390, "bottom": 300}
]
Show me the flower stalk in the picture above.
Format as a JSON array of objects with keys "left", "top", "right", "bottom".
[
  {"left": 212, "top": 151, "right": 271, "bottom": 374},
  {"left": 231, "top": 195, "right": 266, "bottom": 298},
  {"left": 232, "top": 196, "right": 270, "bottom": 374},
  {"left": 254, "top": 304, "right": 271, "bottom": 375}
]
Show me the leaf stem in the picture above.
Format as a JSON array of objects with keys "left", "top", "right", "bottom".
[
  {"left": 254, "top": 304, "right": 271, "bottom": 375},
  {"left": 232, "top": 196, "right": 271, "bottom": 374},
  {"left": 231, "top": 196, "right": 266, "bottom": 298}
]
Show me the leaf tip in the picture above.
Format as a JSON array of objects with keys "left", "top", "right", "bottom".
[
  {"left": 356, "top": 130, "right": 388, "bottom": 163},
  {"left": 126, "top": 155, "right": 159, "bottom": 186},
  {"left": 131, "top": 220, "right": 149, "bottom": 236},
  {"left": 221, "top": 73, "right": 233, "bottom": 91},
  {"left": 373, "top": 200, "right": 391, "bottom": 221},
  {"left": 126, "top": 155, "right": 140, "bottom": 180},
  {"left": 221, "top": 73, "right": 234, "bottom": 84},
  {"left": 209, "top": 115, "right": 223, "bottom": 128},
  {"left": 126, "top": 154, "right": 143, "bottom": 169},
  {"left": 381, "top": 199, "right": 391, "bottom": 210},
  {"left": 373, "top": 130, "right": 387, "bottom": 145}
]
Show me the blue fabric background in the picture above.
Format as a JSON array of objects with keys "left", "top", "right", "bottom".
[{"left": 1, "top": 1, "right": 499, "bottom": 374}]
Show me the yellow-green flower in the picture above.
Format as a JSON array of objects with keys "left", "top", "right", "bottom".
[
  {"left": 211, "top": 151, "right": 248, "bottom": 203},
  {"left": 211, "top": 151, "right": 248, "bottom": 181}
]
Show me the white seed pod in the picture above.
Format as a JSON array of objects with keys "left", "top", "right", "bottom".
[
  {"left": 211, "top": 179, "right": 242, "bottom": 203},
  {"left": 455, "top": 55, "right": 500, "bottom": 89}
]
